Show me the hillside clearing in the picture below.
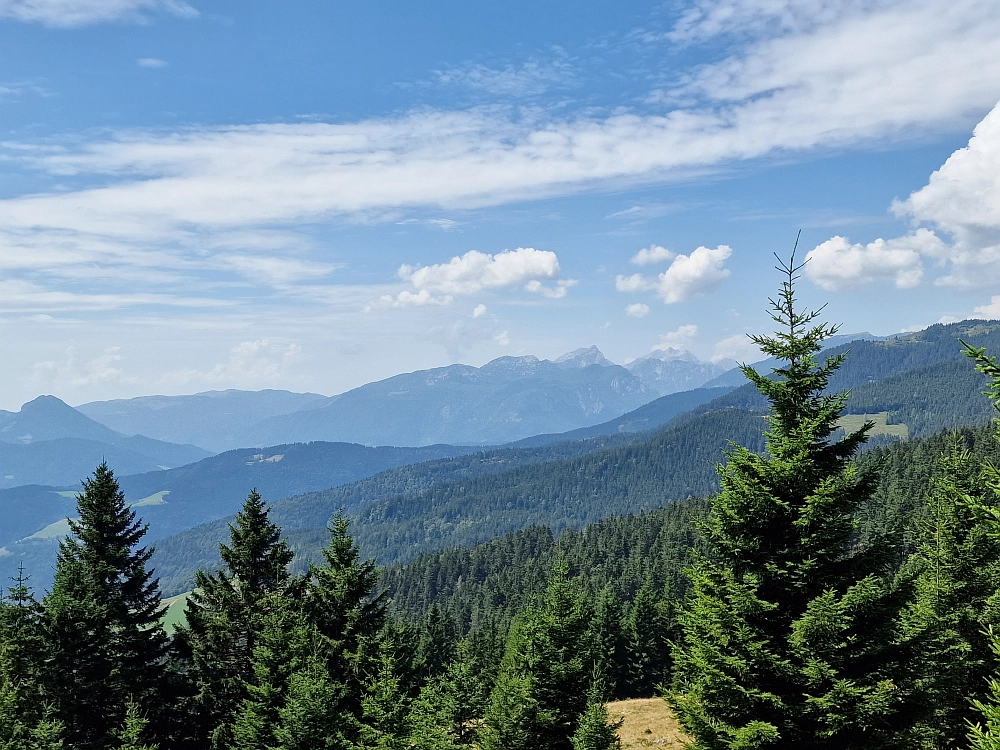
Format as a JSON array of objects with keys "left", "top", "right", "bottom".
[
  {"left": 838, "top": 411, "right": 908, "bottom": 439},
  {"left": 608, "top": 697, "right": 688, "bottom": 748}
]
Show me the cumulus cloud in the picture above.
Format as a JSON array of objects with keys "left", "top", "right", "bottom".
[
  {"left": 626, "top": 303, "right": 650, "bottom": 318},
  {"left": 805, "top": 231, "right": 933, "bottom": 290},
  {"left": 975, "top": 297, "right": 1000, "bottom": 318},
  {"left": 712, "top": 333, "right": 760, "bottom": 363},
  {"left": 617, "top": 245, "right": 732, "bottom": 304},
  {"left": 34, "top": 346, "right": 135, "bottom": 389},
  {"left": 809, "top": 100, "right": 1000, "bottom": 290},
  {"left": 163, "top": 339, "right": 303, "bottom": 388},
  {"left": 379, "top": 248, "right": 571, "bottom": 306},
  {"left": 472, "top": 303, "right": 487, "bottom": 318},
  {"left": 655, "top": 324, "right": 699, "bottom": 349},
  {"left": 0, "top": 0, "right": 197, "bottom": 26},
  {"left": 630, "top": 245, "right": 675, "bottom": 266}
]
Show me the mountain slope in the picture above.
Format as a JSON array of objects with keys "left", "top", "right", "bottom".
[
  {"left": 0, "top": 396, "right": 211, "bottom": 488},
  {"left": 243, "top": 355, "right": 653, "bottom": 446},
  {"left": 78, "top": 389, "right": 326, "bottom": 452},
  {"left": 508, "top": 386, "right": 736, "bottom": 448}
]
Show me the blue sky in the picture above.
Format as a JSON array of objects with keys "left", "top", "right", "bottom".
[{"left": 0, "top": 0, "right": 999, "bottom": 409}]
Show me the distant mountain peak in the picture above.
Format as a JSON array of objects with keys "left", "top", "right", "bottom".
[
  {"left": 629, "top": 347, "right": 700, "bottom": 365},
  {"left": 554, "top": 346, "right": 612, "bottom": 369}
]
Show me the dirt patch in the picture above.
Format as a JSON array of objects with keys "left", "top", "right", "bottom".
[{"left": 608, "top": 698, "right": 689, "bottom": 749}]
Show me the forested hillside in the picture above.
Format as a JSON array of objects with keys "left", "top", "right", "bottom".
[
  {"left": 382, "top": 423, "right": 1000, "bottom": 634},
  {"left": 152, "top": 409, "right": 766, "bottom": 594}
]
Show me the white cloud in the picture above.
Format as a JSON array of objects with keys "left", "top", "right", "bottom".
[
  {"left": 625, "top": 303, "right": 650, "bottom": 318},
  {"left": 0, "top": 0, "right": 997, "bottom": 324},
  {"left": 618, "top": 245, "right": 732, "bottom": 304},
  {"left": 657, "top": 245, "right": 732, "bottom": 303},
  {"left": 0, "top": 0, "right": 197, "bottom": 26},
  {"left": 165, "top": 339, "right": 303, "bottom": 388},
  {"left": 137, "top": 58, "right": 167, "bottom": 68},
  {"left": 974, "top": 297, "right": 1000, "bottom": 318},
  {"left": 630, "top": 245, "right": 676, "bottom": 266},
  {"left": 809, "top": 100, "right": 1000, "bottom": 289},
  {"left": 472, "top": 303, "right": 487, "bottom": 318},
  {"left": 712, "top": 333, "right": 760, "bottom": 363},
  {"left": 34, "top": 346, "right": 135, "bottom": 388},
  {"left": 398, "top": 247, "right": 571, "bottom": 298},
  {"left": 656, "top": 324, "right": 699, "bottom": 349},
  {"left": 804, "top": 232, "right": 931, "bottom": 290},
  {"left": 615, "top": 274, "right": 656, "bottom": 293},
  {"left": 433, "top": 58, "right": 576, "bottom": 97}
]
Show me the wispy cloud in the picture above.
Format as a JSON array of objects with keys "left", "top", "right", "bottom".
[
  {"left": 0, "top": 0, "right": 197, "bottom": 26},
  {"left": 0, "top": 0, "right": 997, "bottom": 319},
  {"left": 433, "top": 57, "right": 578, "bottom": 97}
]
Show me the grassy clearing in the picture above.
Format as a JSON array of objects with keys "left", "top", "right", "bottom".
[
  {"left": 608, "top": 697, "right": 689, "bottom": 749},
  {"left": 837, "top": 411, "right": 908, "bottom": 439},
  {"left": 159, "top": 591, "right": 191, "bottom": 633}
]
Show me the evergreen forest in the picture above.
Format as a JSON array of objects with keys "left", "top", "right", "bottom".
[{"left": 9, "top": 262, "right": 1000, "bottom": 749}]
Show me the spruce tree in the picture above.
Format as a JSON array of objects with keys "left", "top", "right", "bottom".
[
  {"left": 590, "top": 590, "right": 627, "bottom": 700},
  {"left": 481, "top": 560, "right": 593, "bottom": 750},
  {"left": 669, "top": 254, "right": 910, "bottom": 748},
  {"left": 625, "top": 579, "right": 673, "bottom": 698},
  {"left": 177, "top": 489, "right": 294, "bottom": 748},
  {"left": 971, "top": 630, "right": 1000, "bottom": 750},
  {"left": 0, "top": 566, "right": 60, "bottom": 750},
  {"left": 303, "top": 513, "right": 386, "bottom": 716},
  {"left": 901, "top": 437, "right": 1000, "bottom": 746},
  {"left": 114, "top": 702, "right": 158, "bottom": 750},
  {"left": 42, "top": 463, "right": 167, "bottom": 749},
  {"left": 570, "top": 683, "right": 622, "bottom": 750}
]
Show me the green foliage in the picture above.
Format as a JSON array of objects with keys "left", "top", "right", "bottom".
[
  {"left": 571, "top": 683, "right": 622, "bottom": 750},
  {"left": 969, "top": 628, "right": 1000, "bottom": 749},
  {"left": 115, "top": 701, "right": 158, "bottom": 750},
  {"left": 481, "top": 561, "right": 594, "bottom": 750},
  {"left": 42, "top": 462, "right": 167, "bottom": 749},
  {"left": 669, "top": 257, "right": 909, "bottom": 748},
  {"left": 354, "top": 643, "right": 410, "bottom": 750},
  {"left": 176, "top": 488, "right": 294, "bottom": 747},
  {"left": 900, "top": 438, "right": 1000, "bottom": 745}
]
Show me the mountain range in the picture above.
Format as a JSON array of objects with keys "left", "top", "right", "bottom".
[
  {"left": 0, "top": 396, "right": 211, "bottom": 489},
  {"left": 76, "top": 346, "right": 736, "bottom": 450},
  {"left": 2, "top": 320, "right": 998, "bottom": 594}
]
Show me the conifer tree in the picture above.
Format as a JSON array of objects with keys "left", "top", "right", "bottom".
[
  {"left": 115, "top": 701, "right": 158, "bottom": 750},
  {"left": 303, "top": 513, "right": 386, "bottom": 715},
  {"left": 417, "top": 603, "right": 455, "bottom": 679},
  {"left": 590, "top": 590, "right": 627, "bottom": 700},
  {"left": 481, "top": 560, "right": 593, "bottom": 750},
  {"left": 570, "top": 683, "right": 622, "bottom": 750},
  {"left": 42, "top": 463, "right": 167, "bottom": 749},
  {"left": 969, "top": 629, "right": 1000, "bottom": 750},
  {"left": 177, "top": 489, "right": 294, "bottom": 748},
  {"left": 354, "top": 643, "right": 410, "bottom": 750},
  {"left": 901, "top": 437, "right": 1000, "bottom": 746},
  {"left": 625, "top": 579, "right": 673, "bottom": 698},
  {"left": 0, "top": 566, "right": 61, "bottom": 750},
  {"left": 669, "top": 252, "right": 910, "bottom": 748},
  {"left": 272, "top": 664, "right": 350, "bottom": 750}
]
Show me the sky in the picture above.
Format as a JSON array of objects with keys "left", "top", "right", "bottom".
[{"left": 1, "top": 0, "right": 999, "bottom": 409}]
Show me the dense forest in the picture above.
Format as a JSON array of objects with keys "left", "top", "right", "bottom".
[{"left": 8, "top": 273, "right": 1000, "bottom": 749}]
